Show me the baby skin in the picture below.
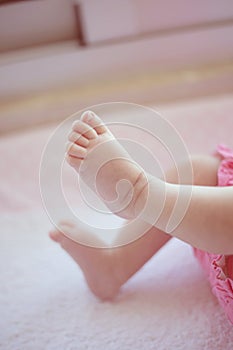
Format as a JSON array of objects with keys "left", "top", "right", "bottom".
[
  {"left": 50, "top": 111, "right": 233, "bottom": 300},
  {"left": 65, "top": 111, "right": 148, "bottom": 219}
]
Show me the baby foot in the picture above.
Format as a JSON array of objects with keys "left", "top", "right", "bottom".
[
  {"left": 49, "top": 221, "right": 121, "bottom": 300},
  {"left": 66, "top": 111, "right": 148, "bottom": 219}
]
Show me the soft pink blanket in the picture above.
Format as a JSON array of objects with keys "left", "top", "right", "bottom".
[{"left": 0, "top": 95, "right": 233, "bottom": 349}]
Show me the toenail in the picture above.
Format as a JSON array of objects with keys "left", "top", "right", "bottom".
[
  {"left": 86, "top": 110, "right": 97, "bottom": 121},
  {"left": 80, "top": 111, "right": 90, "bottom": 121}
]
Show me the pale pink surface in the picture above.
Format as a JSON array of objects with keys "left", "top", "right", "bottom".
[
  {"left": 0, "top": 127, "right": 49, "bottom": 212},
  {"left": 0, "top": 94, "right": 233, "bottom": 349}
]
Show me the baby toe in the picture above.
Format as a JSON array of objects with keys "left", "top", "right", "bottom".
[
  {"left": 49, "top": 230, "right": 63, "bottom": 243},
  {"left": 72, "top": 119, "right": 97, "bottom": 139},
  {"left": 68, "top": 131, "right": 89, "bottom": 147},
  {"left": 49, "top": 229, "right": 72, "bottom": 250},
  {"left": 59, "top": 220, "right": 76, "bottom": 228},
  {"left": 66, "top": 142, "right": 87, "bottom": 159},
  {"left": 81, "top": 111, "right": 108, "bottom": 135}
]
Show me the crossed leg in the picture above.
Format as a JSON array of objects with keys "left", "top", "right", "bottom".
[{"left": 50, "top": 154, "right": 220, "bottom": 300}]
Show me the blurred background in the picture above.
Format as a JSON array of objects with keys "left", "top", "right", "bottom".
[{"left": 0, "top": 0, "right": 233, "bottom": 134}]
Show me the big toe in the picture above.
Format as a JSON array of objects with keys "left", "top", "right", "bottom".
[
  {"left": 81, "top": 111, "right": 109, "bottom": 135},
  {"left": 72, "top": 119, "right": 97, "bottom": 140},
  {"left": 49, "top": 230, "right": 63, "bottom": 242},
  {"left": 49, "top": 222, "right": 75, "bottom": 243}
]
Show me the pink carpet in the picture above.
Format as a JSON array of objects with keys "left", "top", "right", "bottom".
[{"left": 0, "top": 94, "right": 233, "bottom": 349}]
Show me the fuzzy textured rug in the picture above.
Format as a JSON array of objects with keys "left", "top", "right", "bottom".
[{"left": 0, "top": 94, "right": 233, "bottom": 349}]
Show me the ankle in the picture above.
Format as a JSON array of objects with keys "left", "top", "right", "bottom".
[
  {"left": 133, "top": 171, "right": 149, "bottom": 217},
  {"left": 121, "top": 170, "right": 149, "bottom": 220}
]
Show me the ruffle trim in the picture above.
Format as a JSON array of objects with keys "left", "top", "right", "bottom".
[
  {"left": 212, "top": 255, "right": 233, "bottom": 324},
  {"left": 193, "top": 248, "right": 233, "bottom": 323},
  {"left": 194, "top": 143, "right": 233, "bottom": 324},
  {"left": 216, "top": 143, "right": 233, "bottom": 186}
]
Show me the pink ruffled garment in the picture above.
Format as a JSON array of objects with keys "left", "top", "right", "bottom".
[{"left": 193, "top": 144, "right": 233, "bottom": 324}]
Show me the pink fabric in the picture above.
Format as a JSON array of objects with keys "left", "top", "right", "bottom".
[{"left": 193, "top": 144, "right": 233, "bottom": 324}]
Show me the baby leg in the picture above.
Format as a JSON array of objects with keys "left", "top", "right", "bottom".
[{"left": 50, "top": 154, "right": 220, "bottom": 300}]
